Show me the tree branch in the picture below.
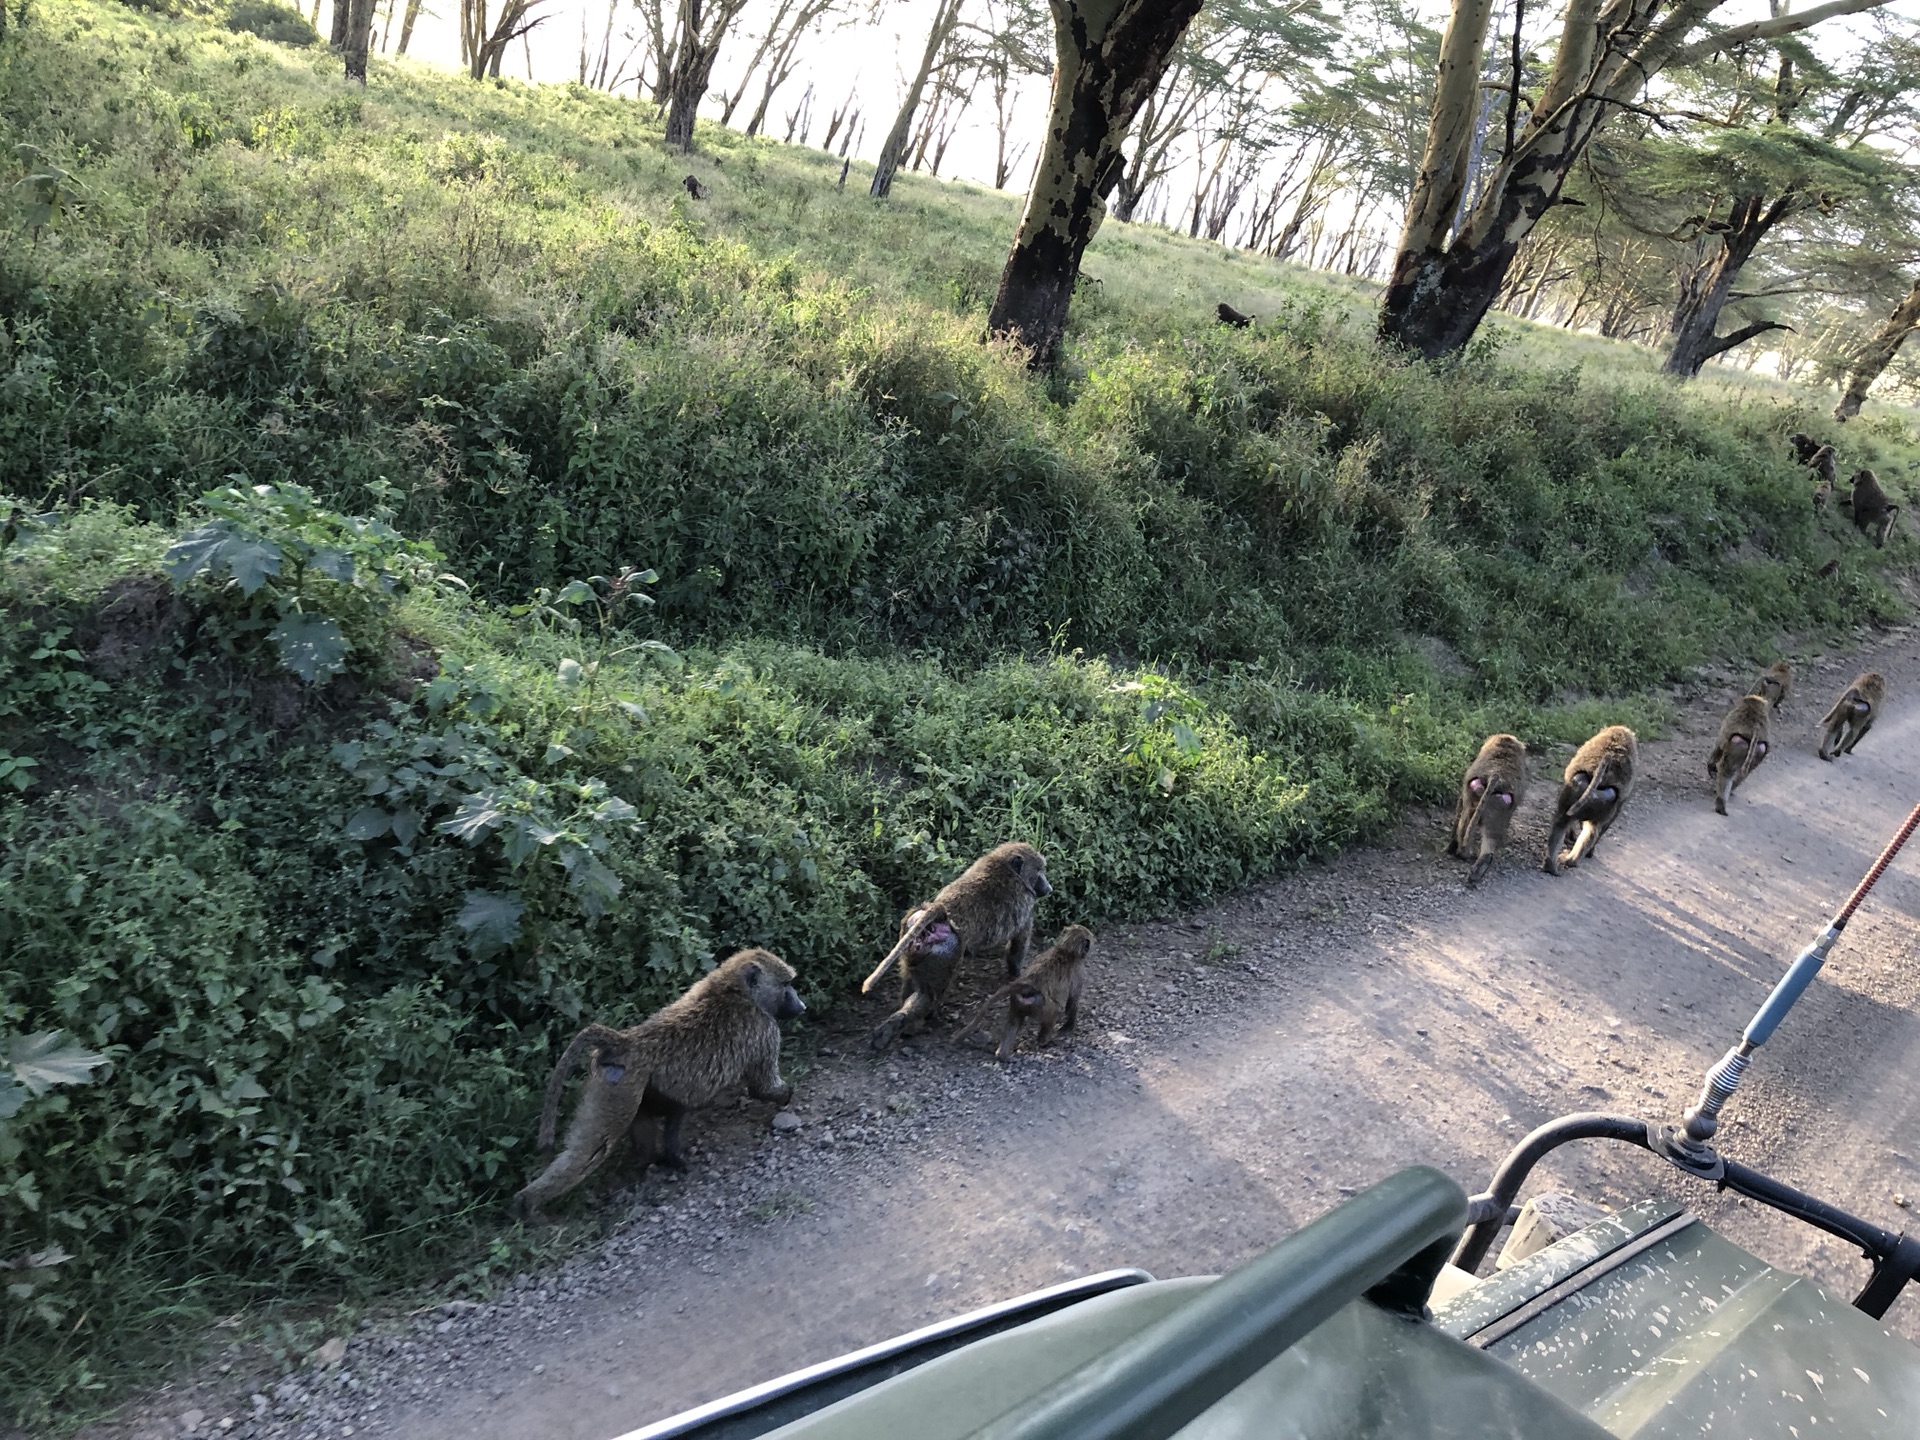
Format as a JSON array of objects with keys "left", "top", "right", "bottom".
[
  {"left": 1702, "top": 319, "right": 1792, "bottom": 360},
  {"left": 1669, "top": 0, "right": 1896, "bottom": 68}
]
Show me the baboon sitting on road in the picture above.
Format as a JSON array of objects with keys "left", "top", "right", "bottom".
[
  {"left": 511, "top": 949, "right": 804, "bottom": 1222},
  {"left": 1819, "top": 672, "right": 1885, "bottom": 761},
  {"left": 1544, "top": 726, "right": 1637, "bottom": 875},
  {"left": 1708, "top": 695, "right": 1771, "bottom": 816},
  {"left": 864, "top": 842, "right": 1051, "bottom": 1051},
  {"left": 953, "top": 925, "right": 1093, "bottom": 1062},
  {"left": 1449, "top": 734, "right": 1528, "bottom": 887}
]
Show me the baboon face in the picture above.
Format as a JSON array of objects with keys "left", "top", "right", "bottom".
[
  {"left": 1054, "top": 925, "right": 1093, "bottom": 961},
  {"left": 740, "top": 955, "right": 806, "bottom": 1021},
  {"left": 1005, "top": 845, "right": 1052, "bottom": 898}
]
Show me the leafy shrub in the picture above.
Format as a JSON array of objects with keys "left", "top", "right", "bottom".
[{"left": 224, "top": 0, "right": 316, "bottom": 44}]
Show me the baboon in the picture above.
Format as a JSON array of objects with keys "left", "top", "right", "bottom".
[
  {"left": 1790, "top": 432, "right": 1824, "bottom": 466},
  {"left": 1544, "top": 726, "right": 1638, "bottom": 875},
  {"left": 1755, "top": 661, "right": 1794, "bottom": 709},
  {"left": 1818, "top": 671, "right": 1885, "bottom": 760},
  {"left": 1812, "top": 449, "right": 1837, "bottom": 511},
  {"left": 510, "top": 949, "right": 804, "bottom": 1222},
  {"left": 952, "top": 925, "right": 1093, "bottom": 1062},
  {"left": 682, "top": 173, "right": 709, "bottom": 199},
  {"left": 1707, "top": 695, "right": 1771, "bottom": 815},
  {"left": 1216, "top": 302, "right": 1253, "bottom": 328},
  {"left": 864, "top": 842, "right": 1052, "bottom": 1051},
  {"left": 1846, "top": 469, "right": 1900, "bottom": 548},
  {"left": 1817, "top": 558, "right": 1841, "bottom": 578},
  {"left": 1448, "top": 733, "right": 1529, "bottom": 887}
]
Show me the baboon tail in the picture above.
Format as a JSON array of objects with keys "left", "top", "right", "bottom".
[
  {"left": 950, "top": 985, "right": 1018, "bottom": 1046},
  {"left": 1818, "top": 695, "right": 1849, "bottom": 731},
  {"left": 538, "top": 1023, "right": 627, "bottom": 1153},
  {"left": 862, "top": 907, "right": 935, "bottom": 995},
  {"left": 1564, "top": 769, "right": 1607, "bottom": 820}
]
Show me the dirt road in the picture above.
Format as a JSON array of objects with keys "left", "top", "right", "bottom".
[{"left": 102, "top": 633, "right": 1920, "bottom": 1440}]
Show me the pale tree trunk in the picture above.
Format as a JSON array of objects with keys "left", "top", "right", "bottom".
[
  {"left": 1380, "top": 0, "right": 1893, "bottom": 359},
  {"left": 395, "top": 0, "right": 423, "bottom": 53},
  {"left": 987, "top": 0, "right": 1205, "bottom": 367},
  {"left": 343, "top": 0, "right": 376, "bottom": 80},
  {"left": 330, "top": 0, "right": 352, "bottom": 48},
  {"left": 870, "top": 0, "right": 965, "bottom": 198},
  {"left": 719, "top": 0, "right": 797, "bottom": 125},
  {"left": 751, "top": 0, "right": 837, "bottom": 136},
  {"left": 1835, "top": 275, "right": 1920, "bottom": 420},
  {"left": 1662, "top": 193, "right": 1794, "bottom": 377}
]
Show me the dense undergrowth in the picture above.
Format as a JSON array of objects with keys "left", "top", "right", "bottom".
[{"left": 2, "top": 0, "right": 1917, "bottom": 1424}]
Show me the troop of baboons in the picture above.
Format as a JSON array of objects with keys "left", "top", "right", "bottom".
[
  {"left": 518, "top": 428, "right": 1903, "bottom": 1217},
  {"left": 1791, "top": 431, "right": 1902, "bottom": 548},
  {"left": 519, "top": 841, "right": 1092, "bottom": 1219}
]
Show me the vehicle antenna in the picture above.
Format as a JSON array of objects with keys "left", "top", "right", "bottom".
[{"left": 1675, "top": 800, "right": 1920, "bottom": 1158}]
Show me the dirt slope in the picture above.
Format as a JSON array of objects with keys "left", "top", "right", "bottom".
[{"left": 96, "top": 631, "right": 1920, "bottom": 1440}]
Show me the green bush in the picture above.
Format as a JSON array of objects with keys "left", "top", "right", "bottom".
[{"left": 224, "top": 0, "right": 317, "bottom": 44}]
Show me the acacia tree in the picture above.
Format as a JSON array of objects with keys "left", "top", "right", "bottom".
[
  {"left": 1836, "top": 273, "right": 1920, "bottom": 417},
  {"left": 1653, "top": 43, "right": 1914, "bottom": 376},
  {"left": 343, "top": 0, "right": 377, "bottom": 79},
  {"left": 986, "top": 0, "right": 1207, "bottom": 366},
  {"left": 1377, "top": 0, "right": 1896, "bottom": 359},
  {"left": 870, "top": 0, "right": 968, "bottom": 198},
  {"left": 663, "top": 0, "right": 754, "bottom": 148}
]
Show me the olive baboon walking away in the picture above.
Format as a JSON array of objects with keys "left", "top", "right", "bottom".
[
  {"left": 1544, "top": 726, "right": 1638, "bottom": 875},
  {"left": 952, "top": 924, "right": 1093, "bottom": 1062},
  {"left": 1448, "top": 733, "right": 1528, "bottom": 887},
  {"left": 864, "top": 842, "right": 1051, "bottom": 1051},
  {"left": 1216, "top": 302, "right": 1253, "bottom": 328},
  {"left": 1818, "top": 672, "right": 1885, "bottom": 761},
  {"left": 682, "top": 173, "right": 709, "bottom": 199},
  {"left": 1708, "top": 695, "right": 1771, "bottom": 815},
  {"left": 510, "top": 949, "right": 804, "bottom": 1222},
  {"left": 1755, "top": 661, "right": 1794, "bottom": 710},
  {"left": 1845, "top": 469, "right": 1900, "bottom": 548}
]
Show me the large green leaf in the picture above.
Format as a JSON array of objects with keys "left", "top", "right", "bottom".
[
  {"left": 6, "top": 1032, "right": 109, "bottom": 1096},
  {"left": 455, "top": 890, "right": 524, "bottom": 953},
  {"left": 270, "top": 612, "right": 349, "bottom": 682}
]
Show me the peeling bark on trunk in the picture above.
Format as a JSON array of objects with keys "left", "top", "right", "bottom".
[
  {"left": 1661, "top": 194, "right": 1792, "bottom": 377},
  {"left": 1835, "top": 276, "right": 1920, "bottom": 420},
  {"left": 986, "top": 0, "right": 1205, "bottom": 368}
]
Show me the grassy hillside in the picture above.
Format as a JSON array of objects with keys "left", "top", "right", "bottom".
[{"left": 2, "top": 0, "right": 1917, "bottom": 1423}]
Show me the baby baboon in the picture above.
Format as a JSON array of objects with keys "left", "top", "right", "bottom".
[
  {"left": 1846, "top": 469, "right": 1900, "bottom": 548},
  {"left": 1755, "top": 661, "right": 1794, "bottom": 709},
  {"left": 1707, "top": 695, "right": 1771, "bottom": 815},
  {"left": 1448, "top": 733, "right": 1528, "bottom": 887},
  {"left": 682, "top": 173, "right": 710, "bottom": 199},
  {"left": 863, "top": 842, "right": 1051, "bottom": 1051},
  {"left": 510, "top": 949, "right": 804, "bottom": 1222},
  {"left": 1216, "top": 302, "right": 1253, "bottom": 329},
  {"left": 1544, "top": 726, "right": 1638, "bottom": 875},
  {"left": 952, "top": 924, "right": 1093, "bottom": 1062},
  {"left": 1818, "top": 671, "right": 1885, "bottom": 761},
  {"left": 1812, "top": 450, "right": 1836, "bottom": 512}
]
